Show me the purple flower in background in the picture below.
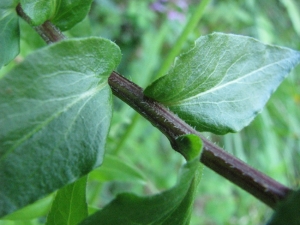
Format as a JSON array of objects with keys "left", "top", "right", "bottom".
[
  {"left": 151, "top": 0, "right": 189, "bottom": 22},
  {"left": 151, "top": 0, "right": 168, "bottom": 12},
  {"left": 168, "top": 10, "right": 185, "bottom": 21},
  {"left": 173, "top": 0, "right": 188, "bottom": 10}
]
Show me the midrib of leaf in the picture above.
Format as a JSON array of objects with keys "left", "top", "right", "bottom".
[
  {"left": 26, "top": 93, "right": 104, "bottom": 180},
  {"left": 164, "top": 37, "right": 231, "bottom": 102},
  {"left": 0, "top": 82, "right": 108, "bottom": 162},
  {"left": 165, "top": 56, "right": 294, "bottom": 106},
  {"left": 0, "top": 10, "right": 13, "bottom": 23},
  {"left": 54, "top": 5, "right": 78, "bottom": 21},
  {"left": 0, "top": 16, "right": 17, "bottom": 41},
  {"left": 67, "top": 183, "right": 76, "bottom": 225}
]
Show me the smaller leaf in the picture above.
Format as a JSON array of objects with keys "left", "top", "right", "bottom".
[
  {"left": 0, "top": 0, "right": 20, "bottom": 68},
  {"left": 20, "top": 0, "right": 56, "bottom": 25},
  {"left": 19, "top": 0, "right": 93, "bottom": 31},
  {"left": 267, "top": 189, "right": 300, "bottom": 225},
  {"left": 173, "top": 134, "right": 203, "bottom": 160},
  {"left": 88, "top": 154, "right": 146, "bottom": 184},
  {"left": 144, "top": 33, "right": 300, "bottom": 134},
  {"left": 51, "top": 0, "right": 94, "bottom": 31},
  {"left": 46, "top": 177, "right": 88, "bottom": 225},
  {"left": 80, "top": 135, "right": 203, "bottom": 225}
]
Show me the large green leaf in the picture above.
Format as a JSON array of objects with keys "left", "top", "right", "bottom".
[
  {"left": 51, "top": 0, "right": 94, "bottom": 31},
  {"left": 0, "top": 0, "right": 20, "bottom": 68},
  {"left": 144, "top": 33, "right": 300, "bottom": 134},
  {"left": 80, "top": 134, "right": 203, "bottom": 225},
  {"left": 46, "top": 177, "right": 88, "bottom": 225},
  {"left": 267, "top": 189, "right": 300, "bottom": 225},
  {"left": 0, "top": 37, "right": 121, "bottom": 217}
]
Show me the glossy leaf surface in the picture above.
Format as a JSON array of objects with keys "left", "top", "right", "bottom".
[
  {"left": 144, "top": 33, "right": 300, "bottom": 134},
  {"left": 20, "top": 0, "right": 56, "bottom": 25},
  {"left": 0, "top": 37, "right": 121, "bottom": 217},
  {"left": 80, "top": 135, "right": 203, "bottom": 225},
  {"left": 20, "top": 0, "right": 93, "bottom": 30},
  {"left": 0, "top": 0, "right": 20, "bottom": 68},
  {"left": 51, "top": 0, "right": 94, "bottom": 31},
  {"left": 46, "top": 177, "right": 88, "bottom": 225}
]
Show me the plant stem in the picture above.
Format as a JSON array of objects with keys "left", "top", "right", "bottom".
[
  {"left": 112, "top": 0, "right": 211, "bottom": 154},
  {"left": 108, "top": 71, "right": 291, "bottom": 209},
  {"left": 16, "top": 4, "right": 66, "bottom": 44},
  {"left": 16, "top": 6, "right": 292, "bottom": 209}
]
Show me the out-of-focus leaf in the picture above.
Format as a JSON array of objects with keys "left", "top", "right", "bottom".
[
  {"left": 144, "top": 33, "right": 300, "bottom": 134},
  {"left": 267, "top": 189, "right": 300, "bottom": 225},
  {"left": 51, "top": 0, "right": 94, "bottom": 31},
  {"left": 80, "top": 135, "right": 203, "bottom": 225},
  {"left": 0, "top": 0, "right": 20, "bottom": 68},
  {"left": 2, "top": 194, "right": 54, "bottom": 220},
  {"left": 88, "top": 154, "right": 146, "bottom": 184},
  {"left": 280, "top": 0, "right": 300, "bottom": 36},
  {"left": 46, "top": 177, "right": 88, "bottom": 225},
  {"left": 0, "top": 37, "right": 121, "bottom": 217}
]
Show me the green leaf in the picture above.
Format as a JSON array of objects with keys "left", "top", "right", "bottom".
[
  {"left": 144, "top": 33, "right": 300, "bottom": 134},
  {"left": 3, "top": 194, "right": 54, "bottom": 220},
  {"left": 88, "top": 154, "right": 146, "bottom": 184},
  {"left": 51, "top": 0, "right": 94, "bottom": 31},
  {"left": 0, "top": 0, "right": 20, "bottom": 68},
  {"left": 173, "top": 134, "right": 203, "bottom": 161},
  {"left": 0, "top": 37, "right": 121, "bottom": 217},
  {"left": 46, "top": 177, "right": 88, "bottom": 225},
  {"left": 20, "top": 0, "right": 56, "bottom": 25},
  {"left": 19, "top": 0, "right": 93, "bottom": 31},
  {"left": 80, "top": 135, "right": 203, "bottom": 225},
  {"left": 267, "top": 189, "right": 300, "bottom": 225}
]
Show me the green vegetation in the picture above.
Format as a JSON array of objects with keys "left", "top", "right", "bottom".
[{"left": 1, "top": 0, "right": 300, "bottom": 224}]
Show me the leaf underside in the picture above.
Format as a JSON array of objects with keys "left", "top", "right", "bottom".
[
  {"left": 144, "top": 33, "right": 300, "bottom": 134},
  {"left": 0, "top": 37, "right": 121, "bottom": 217}
]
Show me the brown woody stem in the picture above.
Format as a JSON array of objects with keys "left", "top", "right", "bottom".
[
  {"left": 16, "top": 4, "right": 65, "bottom": 44},
  {"left": 108, "top": 72, "right": 291, "bottom": 209}
]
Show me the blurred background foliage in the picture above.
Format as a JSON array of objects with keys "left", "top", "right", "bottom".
[{"left": 1, "top": 0, "right": 300, "bottom": 224}]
